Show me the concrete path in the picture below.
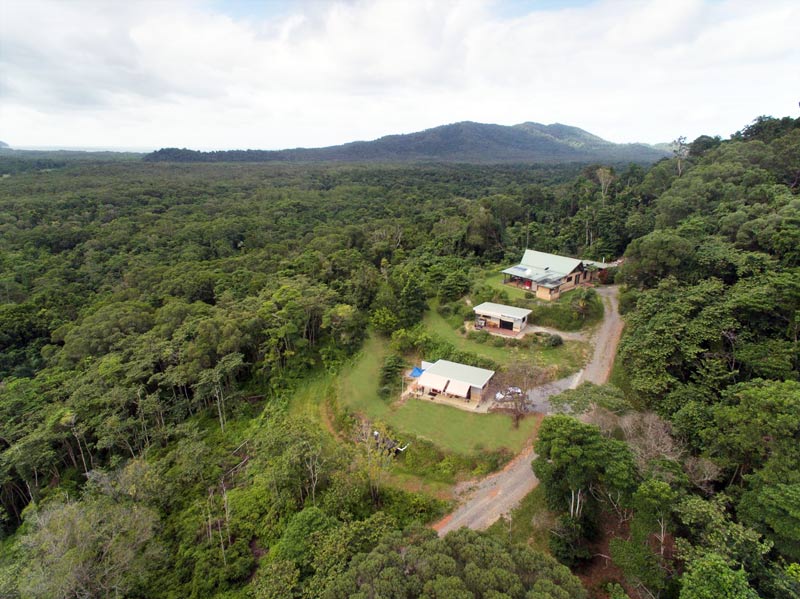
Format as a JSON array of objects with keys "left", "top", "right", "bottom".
[{"left": 432, "top": 286, "right": 623, "bottom": 536}]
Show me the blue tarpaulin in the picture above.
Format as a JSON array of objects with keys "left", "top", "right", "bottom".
[{"left": 410, "top": 367, "right": 424, "bottom": 378}]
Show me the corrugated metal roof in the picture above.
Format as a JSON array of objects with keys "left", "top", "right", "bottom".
[
  {"left": 502, "top": 249, "right": 596, "bottom": 287},
  {"left": 425, "top": 359, "right": 495, "bottom": 389},
  {"left": 520, "top": 250, "right": 582, "bottom": 276},
  {"left": 473, "top": 302, "right": 532, "bottom": 320},
  {"left": 500, "top": 267, "right": 563, "bottom": 288}
]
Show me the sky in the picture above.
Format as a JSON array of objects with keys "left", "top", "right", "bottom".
[{"left": 0, "top": 0, "right": 798, "bottom": 151}]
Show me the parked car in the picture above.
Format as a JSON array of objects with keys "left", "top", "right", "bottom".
[{"left": 495, "top": 386, "right": 523, "bottom": 401}]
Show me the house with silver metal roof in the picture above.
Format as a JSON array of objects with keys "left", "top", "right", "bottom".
[
  {"left": 501, "top": 249, "right": 607, "bottom": 301},
  {"left": 417, "top": 359, "right": 495, "bottom": 402},
  {"left": 473, "top": 302, "right": 532, "bottom": 332}
]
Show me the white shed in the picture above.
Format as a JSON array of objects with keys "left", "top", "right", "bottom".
[{"left": 473, "top": 302, "right": 532, "bottom": 332}]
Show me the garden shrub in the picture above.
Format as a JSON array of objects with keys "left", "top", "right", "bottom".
[
  {"left": 379, "top": 488, "right": 448, "bottom": 526},
  {"left": 618, "top": 287, "right": 640, "bottom": 315},
  {"left": 527, "top": 289, "right": 603, "bottom": 331},
  {"left": 379, "top": 354, "right": 406, "bottom": 397},
  {"left": 472, "top": 284, "right": 510, "bottom": 306},
  {"left": 545, "top": 334, "right": 563, "bottom": 347},
  {"left": 388, "top": 325, "right": 498, "bottom": 370},
  {"left": 439, "top": 269, "right": 471, "bottom": 302},
  {"left": 466, "top": 329, "right": 490, "bottom": 344}
]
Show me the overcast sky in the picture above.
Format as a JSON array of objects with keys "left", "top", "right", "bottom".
[{"left": 1, "top": 0, "right": 798, "bottom": 150}]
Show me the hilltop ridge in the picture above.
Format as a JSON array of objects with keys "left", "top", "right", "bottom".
[{"left": 144, "top": 120, "right": 669, "bottom": 164}]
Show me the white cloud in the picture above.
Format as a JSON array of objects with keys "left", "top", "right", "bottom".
[{"left": 0, "top": 0, "right": 797, "bottom": 149}]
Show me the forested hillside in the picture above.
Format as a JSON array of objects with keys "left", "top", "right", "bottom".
[
  {"left": 143, "top": 121, "right": 668, "bottom": 164},
  {"left": 534, "top": 116, "right": 800, "bottom": 598},
  {"left": 0, "top": 115, "right": 798, "bottom": 598}
]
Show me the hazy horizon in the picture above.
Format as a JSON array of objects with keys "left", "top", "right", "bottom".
[{"left": 4, "top": 118, "right": 670, "bottom": 154}]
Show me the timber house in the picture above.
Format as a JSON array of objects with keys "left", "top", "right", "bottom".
[{"left": 502, "top": 249, "right": 607, "bottom": 301}]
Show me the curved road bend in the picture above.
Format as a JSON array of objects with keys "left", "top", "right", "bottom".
[{"left": 433, "top": 286, "right": 623, "bottom": 536}]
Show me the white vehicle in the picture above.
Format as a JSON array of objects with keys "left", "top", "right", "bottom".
[{"left": 495, "top": 386, "right": 523, "bottom": 401}]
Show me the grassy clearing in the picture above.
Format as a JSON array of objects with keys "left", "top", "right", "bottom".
[
  {"left": 337, "top": 334, "right": 540, "bottom": 455},
  {"left": 336, "top": 334, "right": 390, "bottom": 419},
  {"left": 388, "top": 399, "right": 538, "bottom": 454},
  {"left": 385, "top": 471, "right": 456, "bottom": 501},
  {"left": 288, "top": 371, "right": 335, "bottom": 421},
  {"left": 423, "top": 306, "right": 588, "bottom": 374},
  {"left": 285, "top": 370, "right": 354, "bottom": 446},
  {"left": 483, "top": 271, "right": 530, "bottom": 301},
  {"left": 486, "top": 485, "right": 554, "bottom": 553}
]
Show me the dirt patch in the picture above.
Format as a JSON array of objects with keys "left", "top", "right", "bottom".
[
  {"left": 249, "top": 538, "right": 267, "bottom": 560},
  {"left": 320, "top": 398, "right": 348, "bottom": 443},
  {"left": 574, "top": 513, "right": 631, "bottom": 599},
  {"left": 432, "top": 513, "right": 454, "bottom": 533}
]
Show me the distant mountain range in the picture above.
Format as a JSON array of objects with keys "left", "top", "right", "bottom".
[{"left": 144, "top": 121, "right": 669, "bottom": 164}]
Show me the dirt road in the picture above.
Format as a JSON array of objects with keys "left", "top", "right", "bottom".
[
  {"left": 581, "top": 286, "right": 623, "bottom": 385},
  {"left": 434, "top": 441, "right": 540, "bottom": 535},
  {"left": 433, "top": 286, "right": 623, "bottom": 536}
]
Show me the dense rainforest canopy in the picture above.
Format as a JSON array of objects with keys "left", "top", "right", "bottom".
[{"left": 0, "top": 115, "right": 798, "bottom": 598}]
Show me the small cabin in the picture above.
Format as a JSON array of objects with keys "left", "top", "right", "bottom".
[{"left": 416, "top": 359, "right": 495, "bottom": 402}]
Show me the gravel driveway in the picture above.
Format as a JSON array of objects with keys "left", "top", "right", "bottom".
[
  {"left": 581, "top": 286, "right": 623, "bottom": 385},
  {"left": 433, "top": 286, "right": 623, "bottom": 535},
  {"left": 433, "top": 442, "right": 540, "bottom": 535}
]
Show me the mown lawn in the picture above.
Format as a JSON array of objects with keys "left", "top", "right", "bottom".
[
  {"left": 336, "top": 334, "right": 390, "bottom": 419},
  {"left": 482, "top": 270, "right": 530, "bottom": 301},
  {"left": 336, "top": 335, "right": 540, "bottom": 454},
  {"left": 293, "top": 299, "right": 588, "bottom": 458},
  {"left": 423, "top": 305, "right": 588, "bottom": 374},
  {"left": 388, "top": 398, "right": 538, "bottom": 454}
]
